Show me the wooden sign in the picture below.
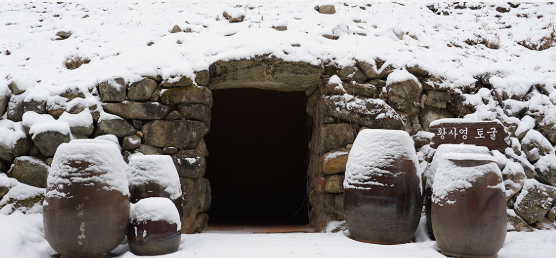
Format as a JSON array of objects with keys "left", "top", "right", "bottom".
[{"left": 429, "top": 120, "right": 507, "bottom": 150}]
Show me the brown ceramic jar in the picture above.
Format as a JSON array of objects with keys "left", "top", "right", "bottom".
[
  {"left": 432, "top": 154, "right": 506, "bottom": 257},
  {"left": 344, "top": 129, "right": 422, "bottom": 244},
  {"left": 44, "top": 139, "right": 129, "bottom": 258}
]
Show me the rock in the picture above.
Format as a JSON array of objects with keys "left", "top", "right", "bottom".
[
  {"left": 178, "top": 104, "right": 211, "bottom": 125},
  {"left": 56, "top": 31, "right": 71, "bottom": 39},
  {"left": 163, "top": 147, "right": 177, "bottom": 155},
  {"left": 386, "top": 73, "right": 422, "bottom": 114},
  {"left": 143, "top": 120, "right": 208, "bottom": 148},
  {"left": 319, "top": 123, "right": 355, "bottom": 154},
  {"left": 136, "top": 131, "right": 143, "bottom": 138},
  {"left": 446, "top": 92, "right": 476, "bottom": 117},
  {"left": 0, "top": 184, "right": 44, "bottom": 214},
  {"left": 0, "top": 90, "right": 11, "bottom": 117},
  {"left": 89, "top": 104, "right": 101, "bottom": 122},
  {"left": 58, "top": 111, "right": 94, "bottom": 136},
  {"left": 45, "top": 158, "right": 52, "bottom": 166},
  {"left": 324, "top": 174, "right": 344, "bottom": 193},
  {"left": 406, "top": 65, "right": 429, "bottom": 77},
  {"left": 413, "top": 131, "right": 434, "bottom": 149},
  {"left": 12, "top": 135, "right": 32, "bottom": 157},
  {"left": 352, "top": 71, "right": 368, "bottom": 83},
  {"left": 548, "top": 206, "right": 556, "bottom": 223},
  {"left": 161, "top": 76, "right": 194, "bottom": 88},
  {"left": 195, "top": 213, "right": 209, "bottom": 233},
  {"left": 180, "top": 177, "right": 211, "bottom": 234},
  {"left": 272, "top": 26, "right": 287, "bottom": 31},
  {"left": 98, "top": 78, "right": 126, "bottom": 103},
  {"left": 170, "top": 25, "right": 182, "bottom": 33},
  {"left": 194, "top": 71, "right": 210, "bottom": 86},
  {"left": 514, "top": 179, "right": 556, "bottom": 224},
  {"left": 7, "top": 156, "right": 49, "bottom": 188},
  {"left": 66, "top": 100, "right": 87, "bottom": 114},
  {"left": 222, "top": 11, "right": 245, "bottom": 23},
  {"left": 161, "top": 86, "right": 213, "bottom": 107},
  {"left": 521, "top": 130, "right": 555, "bottom": 163},
  {"left": 172, "top": 150, "right": 206, "bottom": 179},
  {"left": 541, "top": 123, "right": 556, "bottom": 145},
  {"left": 7, "top": 94, "right": 25, "bottom": 122},
  {"left": 507, "top": 210, "right": 534, "bottom": 232},
  {"left": 97, "top": 116, "right": 136, "bottom": 138},
  {"left": 132, "top": 119, "right": 142, "bottom": 129},
  {"left": 28, "top": 144, "right": 39, "bottom": 157},
  {"left": 323, "top": 148, "right": 349, "bottom": 174},
  {"left": 0, "top": 143, "right": 15, "bottom": 163},
  {"left": 195, "top": 139, "right": 209, "bottom": 157},
  {"left": 8, "top": 79, "right": 31, "bottom": 95},
  {"left": 502, "top": 160, "right": 526, "bottom": 201},
  {"left": 127, "top": 78, "right": 157, "bottom": 101},
  {"left": 424, "top": 91, "right": 448, "bottom": 109},
  {"left": 533, "top": 217, "right": 553, "bottom": 230},
  {"left": 505, "top": 149, "right": 538, "bottom": 179},
  {"left": 322, "top": 96, "right": 403, "bottom": 130},
  {"left": 317, "top": 5, "right": 336, "bottom": 14},
  {"left": 337, "top": 67, "right": 356, "bottom": 81},
  {"left": 323, "top": 82, "right": 379, "bottom": 98},
  {"left": 165, "top": 110, "right": 183, "bottom": 121},
  {"left": 138, "top": 144, "right": 162, "bottom": 155},
  {"left": 419, "top": 108, "right": 454, "bottom": 132},
  {"left": 32, "top": 130, "right": 71, "bottom": 157},
  {"left": 535, "top": 154, "right": 556, "bottom": 187},
  {"left": 102, "top": 102, "right": 172, "bottom": 120},
  {"left": 357, "top": 60, "right": 394, "bottom": 79},
  {"left": 72, "top": 134, "right": 88, "bottom": 140},
  {"left": 122, "top": 135, "right": 141, "bottom": 150},
  {"left": 59, "top": 87, "right": 85, "bottom": 101},
  {"left": 322, "top": 34, "right": 339, "bottom": 40},
  {"left": 150, "top": 86, "right": 163, "bottom": 102},
  {"left": 208, "top": 59, "right": 321, "bottom": 95}
]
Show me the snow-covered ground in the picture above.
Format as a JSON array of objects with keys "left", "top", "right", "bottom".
[{"left": 1, "top": 212, "right": 556, "bottom": 258}]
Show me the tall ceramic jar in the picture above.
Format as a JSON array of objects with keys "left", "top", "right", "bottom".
[
  {"left": 344, "top": 129, "right": 422, "bottom": 244},
  {"left": 423, "top": 144, "right": 491, "bottom": 239},
  {"left": 127, "top": 155, "right": 183, "bottom": 219},
  {"left": 44, "top": 139, "right": 129, "bottom": 258},
  {"left": 128, "top": 197, "right": 182, "bottom": 256},
  {"left": 432, "top": 153, "right": 506, "bottom": 257}
]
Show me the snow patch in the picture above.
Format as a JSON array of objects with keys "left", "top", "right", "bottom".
[{"left": 127, "top": 155, "right": 181, "bottom": 200}]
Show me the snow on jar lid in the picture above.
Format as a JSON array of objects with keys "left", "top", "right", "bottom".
[
  {"left": 127, "top": 155, "right": 181, "bottom": 200},
  {"left": 130, "top": 197, "right": 181, "bottom": 230}
]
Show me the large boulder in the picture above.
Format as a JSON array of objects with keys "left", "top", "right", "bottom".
[
  {"left": 507, "top": 209, "right": 534, "bottom": 232},
  {"left": 23, "top": 95, "right": 46, "bottom": 114},
  {"left": 322, "top": 96, "right": 403, "bottom": 130},
  {"left": 502, "top": 160, "right": 526, "bottom": 201},
  {"left": 32, "top": 130, "right": 71, "bottom": 157},
  {"left": 160, "top": 86, "right": 213, "bottom": 107},
  {"left": 57, "top": 110, "right": 94, "bottom": 136},
  {"left": 98, "top": 78, "right": 126, "bottom": 103},
  {"left": 7, "top": 156, "right": 49, "bottom": 188},
  {"left": 173, "top": 150, "right": 206, "bottom": 179},
  {"left": 323, "top": 148, "right": 349, "bottom": 174},
  {"left": 143, "top": 120, "right": 208, "bottom": 148},
  {"left": 318, "top": 123, "right": 355, "bottom": 154},
  {"left": 7, "top": 94, "right": 25, "bottom": 122},
  {"left": 208, "top": 59, "right": 321, "bottom": 95},
  {"left": 424, "top": 91, "right": 448, "bottom": 109},
  {"left": 514, "top": 179, "right": 556, "bottom": 224},
  {"left": 46, "top": 96, "right": 68, "bottom": 119},
  {"left": 128, "top": 78, "right": 157, "bottom": 101},
  {"left": 0, "top": 182, "right": 44, "bottom": 214},
  {"left": 521, "top": 129, "right": 555, "bottom": 163},
  {"left": 0, "top": 120, "right": 29, "bottom": 162},
  {"left": 386, "top": 70, "right": 422, "bottom": 114},
  {"left": 97, "top": 115, "right": 136, "bottom": 138},
  {"left": 194, "top": 71, "right": 210, "bottom": 86},
  {"left": 178, "top": 104, "right": 211, "bottom": 126},
  {"left": 103, "top": 102, "right": 172, "bottom": 120},
  {"left": 535, "top": 154, "right": 556, "bottom": 187}
]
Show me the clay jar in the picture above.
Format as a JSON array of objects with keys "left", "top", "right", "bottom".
[
  {"left": 432, "top": 153, "right": 506, "bottom": 257},
  {"left": 128, "top": 197, "right": 182, "bottom": 256},
  {"left": 344, "top": 129, "right": 422, "bottom": 244},
  {"left": 127, "top": 155, "right": 183, "bottom": 219},
  {"left": 423, "top": 144, "right": 491, "bottom": 239},
  {"left": 44, "top": 139, "right": 129, "bottom": 258}
]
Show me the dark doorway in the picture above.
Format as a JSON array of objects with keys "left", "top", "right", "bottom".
[{"left": 204, "top": 88, "right": 310, "bottom": 226}]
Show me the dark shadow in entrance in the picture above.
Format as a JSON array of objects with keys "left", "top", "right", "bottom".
[{"left": 204, "top": 88, "right": 310, "bottom": 226}]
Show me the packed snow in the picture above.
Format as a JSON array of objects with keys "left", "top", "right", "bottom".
[
  {"left": 432, "top": 152, "right": 504, "bottom": 204},
  {"left": 129, "top": 197, "right": 181, "bottom": 231},
  {"left": 127, "top": 155, "right": 182, "bottom": 200},
  {"left": 47, "top": 139, "right": 129, "bottom": 198},
  {"left": 345, "top": 129, "right": 420, "bottom": 191}
]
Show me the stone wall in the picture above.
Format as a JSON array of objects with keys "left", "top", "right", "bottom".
[{"left": 1, "top": 56, "right": 555, "bottom": 233}]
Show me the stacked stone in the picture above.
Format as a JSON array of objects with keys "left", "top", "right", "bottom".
[{"left": 98, "top": 72, "right": 213, "bottom": 234}]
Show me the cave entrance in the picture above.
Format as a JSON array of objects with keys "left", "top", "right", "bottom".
[{"left": 204, "top": 88, "right": 310, "bottom": 228}]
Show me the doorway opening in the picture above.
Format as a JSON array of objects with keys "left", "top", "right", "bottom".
[{"left": 204, "top": 88, "right": 310, "bottom": 228}]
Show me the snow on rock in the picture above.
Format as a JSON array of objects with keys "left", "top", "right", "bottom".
[
  {"left": 0, "top": 119, "right": 27, "bottom": 150},
  {"left": 127, "top": 155, "right": 181, "bottom": 200},
  {"left": 514, "top": 115, "right": 536, "bottom": 139},
  {"left": 386, "top": 69, "right": 420, "bottom": 87},
  {"left": 535, "top": 154, "right": 556, "bottom": 187},
  {"left": 8, "top": 76, "right": 36, "bottom": 95},
  {"left": 521, "top": 129, "right": 555, "bottom": 158},
  {"left": 0, "top": 174, "right": 44, "bottom": 215},
  {"left": 129, "top": 197, "right": 181, "bottom": 230},
  {"left": 345, "top": 129, "right": 420, "bottom": 192},
  {"left": 502, "top": 160, "right": 527, "bottom": 201},
  {"left": 22, "top": 111, "right": 71, "bottom": 138},
  {"left": 514, "top": 179, "right": 556, "bottom": 224},
  {"left": 47, "top": 139, "right": 129, "bottom": 198},
  {"left": 327, "top": 75, "right": 342, "bottom": 86},
  {"left": 432, "top": 153, "right": 503, "bottom": 205},
  {"left": 425, "top": 144, "right": 490, "bottom": 189}
]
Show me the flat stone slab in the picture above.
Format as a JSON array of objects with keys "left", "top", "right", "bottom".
[{"left": 103, "top": 102, "right": 172, "bottom": 120}]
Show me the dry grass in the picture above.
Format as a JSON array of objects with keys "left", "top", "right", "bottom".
[
  {"left": 64, "top": 55, "right": 90, "bottom": 70},
  {"left": 464, "top": 33, "right": 500, "bottom": 49},
  {"left": 518, "top": 23, "right": 556, "bottom": 51}
]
